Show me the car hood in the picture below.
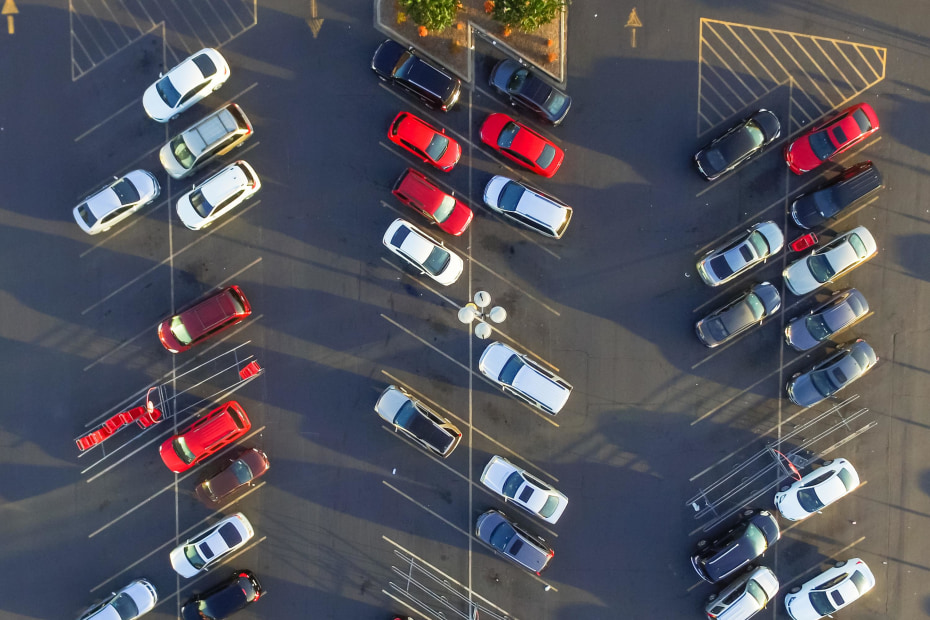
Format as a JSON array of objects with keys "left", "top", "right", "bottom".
[
  {"left": 123, "top": 580, "right": 157, "bottom": 613},
  {"left": 785, "top": 318, "right": 822, "bottom": 351},
  {"left": 478, "top": 342, "right": 512, "bottom": 380},
  {"left": 489, "top": 59, "right": 521, "bottom": 91},
  {"left": 774, "top": 486, "right": 809, "bottom": 521},
  {"left": 783, "top": 256, "right": 824, "bottom": 296},
  {"left": 142, "top": 81, "right": 174, "bottom": 121},
  {"left": 790, "top": 193, "right": 825, "bottom": 228},
  {"left": 483, "top": 175, "right": 510, "bottom": 209},
  {"left": 170, "top": 544, "right": 201, "bottom": 578},
  {"left": 371, "top": 39, "right": 405, "bottom": 75},
  {"left": 441, "top": 200, "right": 473, "bottom": 236},
  {"left": 481, "top": 456, "right": 514, "bottom": 489},
  {"left": 787, "top": 371, "right": 825, "bottom": 407},
  {"left": 786, "top": 134, "right": 822, "bottom": 173},
  {"left": 375, "top": 386, "right": 408, "bottom": 423}
]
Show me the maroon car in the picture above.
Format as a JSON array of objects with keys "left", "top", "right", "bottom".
[
  {"left": 158, "top": 285, "right": 251, "bottom": 353},
  {"left": 195, "top": 448, "right": 270, "bottom": 505}
]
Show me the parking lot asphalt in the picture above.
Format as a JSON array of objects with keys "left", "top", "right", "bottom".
[{"left": 2, "top": 0, "right": 930, "bottom": 618}]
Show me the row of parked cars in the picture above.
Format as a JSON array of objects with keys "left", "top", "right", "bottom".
[
  {"left": 76, "top": 50, "right": 268, "bottom": 620},
  {"left": 370, "top": 39, "right": 576, "bottom": 581},
  {"left": 688, "top": 102, "right": 883, "bottom": 620}
]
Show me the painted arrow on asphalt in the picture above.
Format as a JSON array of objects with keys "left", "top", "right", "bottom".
[
  {"left": 307, "top": 0, "right": 324, "bottom": 38},
  {"left": 2, "top": 0, "right": 18, "bottom": 35}
]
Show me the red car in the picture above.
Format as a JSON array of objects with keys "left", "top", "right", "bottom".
[
  {"left": 157, "top": 286, "right": 251, "bottom": 353},
  {"left": 480, "top": 113, "right": 564, "bottom": 178},
  {"left": 391, "top": 168, "right": 473, "bottom": 236},
  {"left": 160, "top": 401, "right": 252, "bottom": 473},
  {"left": 784, "top": 103, "right": 879, "bottom": 174},
  {"left": 388, "top": 111, "right": 461, "bottom": 171},
  {"left": 195, "top": 447, "right": 270, "bottom": 505}
]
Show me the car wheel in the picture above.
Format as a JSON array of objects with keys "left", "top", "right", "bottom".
[
  {"left": 696, "top": 539, "right": 708, "bottom": 549},
  {"left": 835, "top": 560, "right": 847, "bottom": 568},
  {"left": 789, "top": 586, "right": 801, "bottom": 594},
  {"left": 780, "top": 485, "right": 790, "bottom": 492},
  {"left": 707, "top": 593, "right": 717, "bottom": 602}
]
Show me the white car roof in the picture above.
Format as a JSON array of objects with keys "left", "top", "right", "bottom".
[
  {"left": 813, "top": 473, "right": 853, "bottom": 505},
  {"left": 168, "top": 58, "right": 208, "bottom": 92},
  {"left": 396, "top": 225, "right": 436, "bottom": 263},
  {"left": 200, "top": 164, "right": 249, "bottom": 204},
  {"left": 512, "top": 365, "right": 569, "bottom": 410}
]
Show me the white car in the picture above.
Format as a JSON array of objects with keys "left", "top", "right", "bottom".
[
  {"left": 783, "top": 226, "right": 877, "bottom": 295},
  {"left": 77, "top": 578, "right": 157, "bottom": 620},
  {"left": 774, "top": 458, "right": 859, "bottom": 521},
  {"left": 73, "top": 170, "right": 160, "bottom": 235},
  {"left": 382, "top": 218, "right": 464, "bottom": 286},
  {"left": 705, "top": 566, "right": 779, "bottom": 620},
  {"left": 480, "top": 455, "right": 568, "bottom": 524},
  {"left": 482, "top": 175, "right": 573, "bottom": 239},
  {"left": 143, "top": 48, "right": 230, "bottom": 122},
  {"left": 175, "top": 161, "right": 261, "bottom": 230},
  {"left": 478, "top": 341, "right": 572, "bottom": 415},
  {"left": 169, "top": 512, "right": 254, "bottom": 578},
  {"left": 785, "top": 558, "right": 875, "bottom": 620}
]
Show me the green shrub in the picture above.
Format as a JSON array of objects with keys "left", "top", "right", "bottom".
[
  {"left": 399, "top": 0, "right": 460, "bottom": 32},
  {"left": 493, "top": 0, "right": 567, "bottom": 31}
]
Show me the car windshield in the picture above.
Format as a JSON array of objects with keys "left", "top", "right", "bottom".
[
  {"left": 488, "top": 522, "right": 516, "bottom": 551},
  {"left": 498, "top": 181, "right": 525, "bottom": 211},
  {"left": 425, "top": 134, "right": 449, "bottom": 161},
  {"left": 807, "top": 254, "right": 836, "bottom": 283},
  {"left": 393, "top": 52, "right": 414, "bottom": 78},
  {"left": 109, "top": 592, "right": 140, "bottom": 619},
  {"left": 536, "top": 144, "right": 557, "bottom": 169},
  {"left": 847, "top": 234, "right": 867, "bottom": 258},
  {"left": 498, "top": 122, "right": 520, "bottom": 148},
  {"left": 498, "top": 354, "right": 524, "bottom": 385},
  {"left": 746, "top": 580, "right": 767, "bottom": 606},
  {"left": 837, "top": 466, "right": 857, "bottom": 491},
  {"left": 849, "top": 570, "right": 869, "bottom": 593},
  {"left": 808, "top": 130, "right": 836, "bottom": 160},
  {"left": 433, "top": 195, "right": 456, "bottom": 223},
  {"left": 501, "top": 471, "right": 525, "bottom": 498},
  {"left": 230, "top": 459, "right": 254, "bottom": 484},
  {"left": 539, "top": 495, "right": 561, "bottom": 518},
  {"left": 809, "top": 591, "right": 838, "bottom": 615},
  {"left": 422, "top": 246, "right": 451, "bottom": 275},
  {"left": 170, "top": 316, "right": 193, "bottom": 345},
  {"left": 804, "top": 314, "right": 833, "bottom": 341},
  {"left": 173, "top": 436, "right": 197, "bottom": 464},
  {"left": 170, "top": 135, "right": 196, "bottom": 169},
  {"left": 111, "top": 178, "right": 141, "bottom": 205},
  {"left": 190, "top": 189, "right": 215, "bottom": 219},
  {"left": 743, "top": 523, "right": 768, "bottom": 555},
  {"left": 393, "top": 399, "right": 419, "bottom": 428},
  {"left": 796, "top": 485, "right": 828, "bottom": 513},
  {"left": 155, "top": 76, "right": 182, "bottom": 107},
  {"left": 184, "top": 544, "right": 207, "bottom": 569}
]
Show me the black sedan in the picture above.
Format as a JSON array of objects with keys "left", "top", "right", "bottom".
[
  {"left": 371, "top": 39, "right": 461, "bottom": 111},
  {"left": 787, "top": 339, "right": 877, "bottom": 407},
  {"left": 489, "top": 59, "right": 572, "bottom": 125},
  {"left": 691, "top": 509, "right": 780, "bottom": 583},
  {"left": 695, "top": 282, "right": 781, "bottom": 347},
  {"left": 695, "top": 109, "right": 781, "bottom": 181},
  {"left": 790, "top": 161, "right": 883, "bottom": 229},
  {"left": 181, "top": 570, "right": 263, "bottom": 620},
  {"left": 785, "top": 288, "right": 870, "bottom": 352}
]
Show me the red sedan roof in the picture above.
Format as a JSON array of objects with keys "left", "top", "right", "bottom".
[
  {"left": 480, "top": 113, "right": 564, "bottom": 177},
  {"left": 785, "top": 103, "right": 879, "bottom": 174},
  {"left": 389, "top": 112, "right": 461, "bottom": 171}
]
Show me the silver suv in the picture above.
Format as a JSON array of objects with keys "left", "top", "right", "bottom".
[
  {"left": 478, "top": 341, "right": 572, "bottom": 415},
  {"left": 160, "top": 103, "right": 252, "bottom": 179},
  {"left": 705, "top": 566, "right": 779, "bottom": 620},
  {"left": 483, "top": 175, "right": 572, "bottom": 239}
]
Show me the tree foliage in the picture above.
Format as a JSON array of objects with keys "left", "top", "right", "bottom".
[
  {"left": 399, "top": 0, "right": 460, "bottom": 32},
  {"left": 492, "top": 0, "right": 567, "bottom": 31}
]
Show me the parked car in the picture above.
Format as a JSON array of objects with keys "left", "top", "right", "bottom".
[
  {"left": 159, "top": 401, "right": 252, "bottom": 473},
  {"left": 157, "top": 285, "right": 251, "bottom": 353},
  {"left": 695, "top": 282, "right": 781, "bottom": 347},
  {"left": 489, "top": 58, "right": 572, "bottom": 125},
  {"left": 784, "top": 558, "right": 875, "bottom": 620},
  {"left": 478, "top": 341, "right": 572, "bottom": 415},
  {"left": 691, "top": 509, "right": 780, "bottom": 584},
  {"left": 784, "top": 288, "right": 869, "bottom": 352},
  {"left": 480, "top": 113, "right": 564, "bottom": 177},
  {"left": 170, "top": 513, "right": 254, "bottom": 578},
  {"left": 392, "top": 168, "right": 472, "bottom": 236},
  {"left": 160, "top": 103, "right": 253, "bottom": 179},
  {"left": 195, "top": 448, "right": 270, "bottom": 506},
  {"left": 775, "top": 458, "right": 860, "bottom": 521},
  {"left": 482, "top": 175, "right": 572, "bottom": 239},
  {"left": 175, "top": 161, "right": 261, "bottom": 230},
  {"left": 694, "top": 109, "right": 781, "bottom": 181},
  {"left": 77, "top": 579, "right": 158, "bottom": 620},
  {"left": 705, "top": 566, "right": 779, "bottom": 620},
  {"left": 382, "top": 218, "right": 464, "bottom": 286},
  {"left": 73, "top": 170, "right": 160, "bottom": 235},
  {"left": 783, "top": 226, "right": 877, "bottom": 296},
  {"left": 388, "top": 111, "right": 461, "bottom": 172},
  {"left": 787, "top": 339, "right": 877, "bottom": 407},
  {"left": 143, "top": 48, "right": 230, "bottom": 122},
  {"left": 375, "top": 385, "right": 462, "bottom": 457},
  {"left": 790, "top": 161, "right": 883, "bottom": 229},
  {"left": 475, "top": 509, "right": 553, "bottom": 575},
  {"left": 371, "top": 39, "right": 461, "bottom": 111},
  {"left": 784, "top": 103, "right": 880, "bottom": 174},
  {"left": 480, "top": 455, "right": 568, "bottom": 524},
  {"left": 696, "top": 222, "right": 784, "bottom": 287},
  {"left": 181, "top": 570, "right": 263, "bottom": 620}
]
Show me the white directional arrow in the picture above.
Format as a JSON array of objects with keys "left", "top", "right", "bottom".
[{"left": 307, "top": 0, "right": 324, "bottom": 38}]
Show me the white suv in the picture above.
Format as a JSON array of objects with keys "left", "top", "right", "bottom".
[
  {"left": 482, "top": 175, "right": 573, "bottom": 239},
  {"left": 478, "top": 341, "right": 572, "bottom": 415},
  {"left": 176, "top": 161, "right": 261, "bottom": 230},
  {"left": 705, "top": 566, "right": 779, "bottom": 620}
]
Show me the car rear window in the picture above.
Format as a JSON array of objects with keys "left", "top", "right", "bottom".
[
  {"left": 425, "top": 134, "right": 450, "bottom": 162},
  {"left": 536, "top": 144, "right": 556, "bottom": 169},
  {"left": 847, "top": 234, "right": 867, "bottom": 258},
  {"left": 837, "top": 467, "right": 856, "bottom": 490},
  {"left": 192, "top": 53, "right": 218, "bottom": 77},
  {"left": 851, "top": 108, "right": 872, "bottom": 132},
  {"left": 849, "top": 570, "right": 869, "bottom": 593},
  {"left": 422, "top": 246, "right": 451, "bottom": 276},
  {"left": 390, "top": 225, "right": 411, "bottom": 248},
  {"left": 539, "top": 495, "right": 561, "bottom": 518},
  {"left": 111, "top": 178, "right": 141, "bottom": 205},
  {"left": 218, "top": 521, "right": 243, "bottom": 547},
  {"left": 76, "top": 204, "right": 96, "bottom": 227}
]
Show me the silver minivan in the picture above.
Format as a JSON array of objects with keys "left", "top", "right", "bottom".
[
  {"left": 160, "top": 103, "right": 253, "bottom": 179},
  {"left": 705, "top": 566, "right": 779, "bottom": 620}
]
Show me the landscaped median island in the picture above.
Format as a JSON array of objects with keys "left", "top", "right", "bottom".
[{"left": 375, "top": 0, "right": 567, "bottom": 83}]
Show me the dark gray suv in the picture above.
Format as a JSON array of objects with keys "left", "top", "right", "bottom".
[{"left": 476, "top": 510, "right": 553, "bottom": 575}]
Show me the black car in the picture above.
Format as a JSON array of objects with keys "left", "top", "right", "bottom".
[
  {"left": 695, "top": 109, "right": 781, "bottom": 181},
  {"left": 790, "top": 161, "right": 883, "bottom": 229},
  {"left": 181, "top": 570, "right": 263, "bottom": 620},
  {"left": 691, "top": 509, "right": 780, "bottom": 583},
  {"left": 695, "top": 282, "right": 781, "bottom": 347},
  {"left": 371, "top": 39, "right": 461, "bottom": 111},
  {"left": 489, "top": 59, "right": 572, "bottom": 125},
  {"left": 375, "top": 385, "right": 463, "bottom": 457},
  {"left": 787, "top": 339, "right": 877, "bottom": 407},
  {"left": 785, "top": 288, "right": 870, "bottom": 352}
]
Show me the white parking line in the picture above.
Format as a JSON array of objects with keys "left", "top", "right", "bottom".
[
  {"left": 83, "top": 318, "right": 165, "bottom": 372},
  {"left": 379, "top": 257, "right": 462, "bottom": 308},
  {"left": 384, "top": 480, "right": 471, "bottom": 536},
  {"left": 778, "top": 536, "right": 867, "bottom": 589},
  {"left": 467, "top": 254, "right": 561, "bottom": 317},
  {"left": 78, "top": 199, "right": 170, "bottom": 259},
  {"left": 74, "top": 96, "right": 142, "bottom": 143}
]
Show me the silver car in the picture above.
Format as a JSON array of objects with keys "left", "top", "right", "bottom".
[
  {"left": 785, "top": 288, "right": 869, "bottom": 351},
  {"left": 475, "top": 509, "right": 553, "bottom": 575},
  {"left": 783, "top": 226, "right": 877, "bottom": 296},
  {"left": 697, "top": 221, "right": 784, "bottom": 287},
  {"left": 480, "top": 455, "right": 568, "bottom": 524},
  {"left": 382, "top": 218, "right": 464, "bottom": 286},
  {"left": 77, "top": 578, "right": 158, "bottom": 620},
  {"left": 73, "top": 170, "right": 160, "bottom": 235},
  {"left": 695, "top": 282, "right": 781, "bottom": 347},
  {"left": 705, "top": 566, "right": 779, "bottom": 620},
  {"left": 482, "top": 175, "right": 573, "bottom": 239},
  {"left": 786, "top": 339, "right": 877, "bottom": 407},
  {"left": 478, "top": 341, "right": 572, "bottom": 415}
]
